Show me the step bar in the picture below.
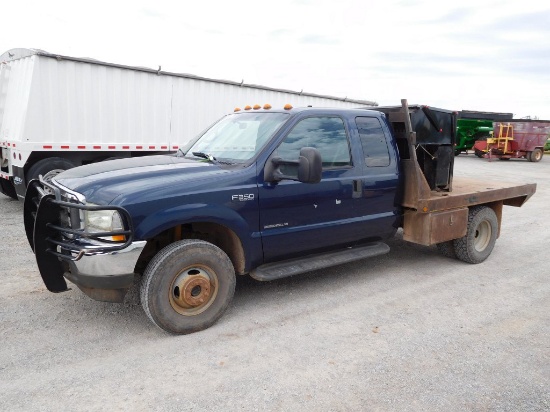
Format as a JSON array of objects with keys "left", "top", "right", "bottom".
[{"left": 250, "top": 242, "right": 390, "bottom": 281}]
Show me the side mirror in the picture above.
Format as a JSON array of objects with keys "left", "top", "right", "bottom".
[
  {"left": 296, "top": 147, "right": 322, "bottom": 183},
  {"left": 265, "top": 147, "right": 322, "bottom": 184}
]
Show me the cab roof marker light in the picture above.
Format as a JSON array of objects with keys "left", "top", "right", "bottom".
[
  {"left": 263, "top": 104, "right": 272, "bottom": 110},
  {"left": 253, "top": 104, "right": 261, "bottom": 110},
  {"left": 284, "top": 104, "right": 293, "bottom": 110},
  {"left": 244, "top": 105, "right": 252, "bottom": 110},
  {"left": 234, "top": 107, "right": 241, "bottom": 112}
]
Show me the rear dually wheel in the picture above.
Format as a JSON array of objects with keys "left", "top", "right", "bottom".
[{"left": 453, "top": 206, "right": 498, "bottom": 264}]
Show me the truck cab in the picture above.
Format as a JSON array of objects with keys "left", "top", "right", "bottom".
[{"left": 25, "top": 105, "right": 402, "bottom": 333}]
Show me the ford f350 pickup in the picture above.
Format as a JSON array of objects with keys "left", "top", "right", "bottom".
[{"left": 24, "top": 100, "right": 536, "bottom": 334}]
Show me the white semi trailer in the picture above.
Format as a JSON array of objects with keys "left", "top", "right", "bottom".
[{"left": 0, "top": 48, "right": 375, "bottom": 199}]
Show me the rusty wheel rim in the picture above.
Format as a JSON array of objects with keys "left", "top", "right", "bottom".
[{"left": 169, "top": 265, "right": 219, "bottom": 316}]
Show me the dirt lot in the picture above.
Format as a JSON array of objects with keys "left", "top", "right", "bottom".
[{"left": 1, "top": 155, "right": 548, "bottom": 411}]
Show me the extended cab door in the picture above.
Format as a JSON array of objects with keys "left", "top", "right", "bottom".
[{"left": 258, "top": 113, "right": 397, "bottom": 263}]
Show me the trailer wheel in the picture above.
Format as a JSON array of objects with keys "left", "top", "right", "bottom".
[
  {"left": 453, "top": 206, "right": 498, "bottom": 264},
  {"left": 528, "top": 148, "right": 543, "bottom": 162},
  {"left": 474, "top": 149, "right": 485, "bottom": 158},
  {"left": 436, "top": 241, "right": 456, "bottom": 259},
  {"left": 141, "top": 239, "right": 236, "bottom": 334},
  {"left": 26, "top": 157, "right": 76, "bottom": 184}
]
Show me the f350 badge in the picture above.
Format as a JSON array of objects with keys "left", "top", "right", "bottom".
[{"left": 232, "top": 194, "right": 255, "bottom": 202}]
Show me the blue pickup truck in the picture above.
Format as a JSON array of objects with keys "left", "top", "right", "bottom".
[{"left": 24, "top": 100, "right": 536, "bottom": 334}]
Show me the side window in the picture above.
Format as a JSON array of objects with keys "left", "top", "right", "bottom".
[
  {"left": 275, "top": 117, "right": 351, "bottom": 175},
  {"left": 356, "top": 117, "right": 390, "bottom": 167}
]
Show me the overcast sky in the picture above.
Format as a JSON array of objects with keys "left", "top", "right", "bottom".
[{"left": 3, "top": 0, "right": 549, "bottom": 119}]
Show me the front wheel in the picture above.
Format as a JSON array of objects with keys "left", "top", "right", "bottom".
[
  {"left": 141, "top": 239, "right": 236, "bottom": 334},
  {"left": 453, "top": 206, "right": 498, "bottom": 264}
]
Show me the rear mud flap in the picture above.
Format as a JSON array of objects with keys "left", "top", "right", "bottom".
[{"left": 34, "top": 195, "right": 69, "bottom": 293}]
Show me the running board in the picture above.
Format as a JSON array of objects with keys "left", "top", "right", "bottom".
[{"left": 250, "top": 242, "right": 390, "bottom": 281}]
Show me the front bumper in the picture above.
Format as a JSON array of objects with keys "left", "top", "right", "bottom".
[
  {"left": 64, "top": 240, "right": 146, "bottom": 302},
  {"left": 64, "top": 240, "right": 146, "bottom": 289},
  {"left": 24, "top": 178, "right": 143, "bottom": 302}
]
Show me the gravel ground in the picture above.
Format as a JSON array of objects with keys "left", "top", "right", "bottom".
[{"left": 0, "top": 155, "right": 548, "bottom": 411}]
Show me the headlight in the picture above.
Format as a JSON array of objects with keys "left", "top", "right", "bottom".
[{"left": 84, "top": 206, "right": 125, "bottom": 241}]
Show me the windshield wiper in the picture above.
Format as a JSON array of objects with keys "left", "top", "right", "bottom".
[
  {"left": 192, "top": 152, "right": 218, "bottom": 163},
  {"left": 189, "top": 151, "right": 236, "bottom": 165}
]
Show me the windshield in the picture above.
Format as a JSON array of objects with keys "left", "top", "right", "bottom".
[{"left": 184, "top": 112, "right": 289, "bottom": 163}]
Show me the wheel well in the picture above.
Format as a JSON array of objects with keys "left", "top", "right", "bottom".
[{"left": 135, "top": 222, "right": 246, "bottom": 276}]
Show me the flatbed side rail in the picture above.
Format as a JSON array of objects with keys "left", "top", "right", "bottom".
[{"left": 401, "top": 179, "right": 536, "bottom": 246}]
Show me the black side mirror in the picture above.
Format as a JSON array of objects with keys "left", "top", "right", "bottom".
[
  {"left": 296, "top": 147, "right": 322, "bottom": 183},
  {"left": 265, "top": 147, "right": 322, "bottom": 184}
]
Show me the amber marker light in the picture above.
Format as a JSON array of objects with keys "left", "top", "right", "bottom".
[
  {"left": 244, "top": 105, "right": 252, "bottom": 110},
  {"left": 234, "top": 107, "right": 241, "bottom": 112},
  {"left": 253, "top": 104, "right": 261, "bottom": 110},
  {"left": 284, "top": 104, "right": 293, "bottom": 110},
  {"left": 263, "top": 104, "right": 272, "bottom": 110}
]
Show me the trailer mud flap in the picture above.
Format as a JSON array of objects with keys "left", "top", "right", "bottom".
[
  {"left": 34, "top": 195, "right": 69, "bottom": 293},
  {"left": 0, "top": 178, "right": 18, "bottom": 200}
]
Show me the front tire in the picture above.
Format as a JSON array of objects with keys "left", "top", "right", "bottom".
[
  {"left": 141, "top": 239, "right": 236, "bottom": 334},
  {"left": 453, "top": 206, "right": 498, "bottom": 264}
]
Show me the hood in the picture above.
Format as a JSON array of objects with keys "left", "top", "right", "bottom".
[{"left": 54, "top": 155, "right": 229, "bottom": 204}]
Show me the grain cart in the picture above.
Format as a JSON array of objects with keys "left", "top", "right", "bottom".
[
  {"left": 454, "top": 111, "right": 513, "bottom": 156},
  {"left": 473, "top": 120, "right": 550, "bottom": 162}
]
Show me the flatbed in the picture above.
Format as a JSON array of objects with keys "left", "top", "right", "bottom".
[
  {"left": 402, "top": 177, "right": 536, "bottom": 246},
  {"left": 376, "top": 102, "right": 536, "bottom": 247}
]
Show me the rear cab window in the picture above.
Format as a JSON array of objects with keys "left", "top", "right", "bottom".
[{"left": 355, "top": 116, "right": 390, "bottom": 167}]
